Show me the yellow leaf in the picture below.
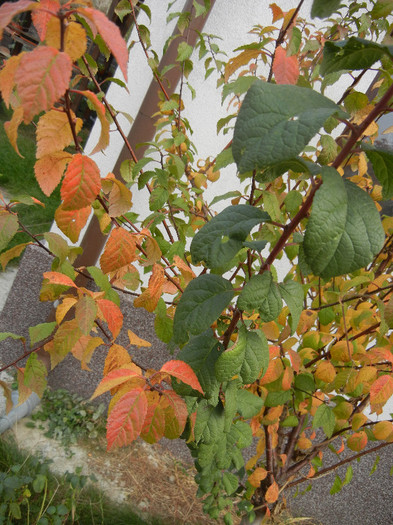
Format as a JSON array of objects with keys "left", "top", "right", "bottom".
[
  {"left": 225, "top": 49, "right": 261, "bottom": 82},
  {"left": 79, "top": 90, "right": 110, "bottom": 154},
  {"left": 0, "top": 53, "right": 24, "bottom": 107},
  {"left": 315, "top": 361, "right": 336, "bottom": 383},
  {"left": 44, "top": 16, "right": 61, "bottom": 49},
  {"left": 4, "top": 106, "right": 24, "bottom": 157},
  {"left": 36, "top": 110, "right": 82, "bottom": 159},
  {"left": 373, "top": 421, "right": 393, "bottom": 440},
  {"left": 64, "top": 21, "right": 87, "bottom": 61},
  {"left": 128, "top": 329, "right": 151, "bottom": 348},
  {"left": 55, "top": 297, "right": 78, "bottom": 324},
  {"left": 351, "top": 413, "right": 368, "bottom": 431}
]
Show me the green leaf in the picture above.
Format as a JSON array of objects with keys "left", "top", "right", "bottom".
[
  {"left": 237, "top": 271, "right": 282, "bottom": 322},
  {"left": 29, "top": 322, "right": 57, "bottom": 346},
  {"left": 371, "top": 0, "right": 393, "bottom": 19},
  {"left": 177, "top": 330, "right": 223, "bottom": 404},
  {"left": 364, "top": 146, "right": 393, "bottom": 199},
  {"left": 173, "top": 274, "right": 234, "bottom": 345},
  {"left": 87, "top": 265, "right": 120, "bottom": 306},
  {"left": 232, "top": 80, "right": 343, "bottom": 174},
  {"left": 330, "top": 474, "right": 342, "bottom": 495},
  {"left": 239, "top": 329, "right": 269, "bottom": 384},
  {"left": 312, "top": 403, "right": 336, "bottom": 438},
  {"left": 222, "top": 76, "right": 256, "bottom": 102},
  {"left": 194, "top": 400, "right": 225, "bottom": 444},
  {"left": 242, "top": 240, "right": 268, "bottom": 252},
  {"left": 236, "top": 389, "right": 264, "bottom": 419},
  {"left": 154, "top": 299, "right": 173, "bottom": 344},
  {"left": 210, "top": 191, "right": 241, "bottom": 207},
  {"left": 215, "top": 328, "right": 247, "bottom": 383},
  {"left": 223, "top": 380, "right": 238, "bottom": 432},
  {"left": 43, "top": 233, "right": 69, "bottom": 263},
  {"left": 177, "top": 42, "right": 193, "bottom": 61},
  {"left": 33, "top": 474, "right": 46, "bottom": 493},
  {"left": 278, "top": 280, "right": 304, "bottom": 334},
  {"left": 222, "top": 472, "right": 238, "bottom": 496},
  {"left": 149, "top": 187, "right": 169, "bottom": 211},
  {"left": 304, "top": 168, "right": 385, "bottom": 280},
  {"left": 0, "top": 211, "right": 18, "bottom": 251},
  {"left": 191, "top": 205, "right": 269, "bottom": 269},
  {"left": 24, "top": 353, "right": 47, "bottom": 397},
  {"left": 321, "top": 38, "right": 392, "bottom": 75},
  {"left": 265, "top": 391, "right": 292, "bottom": 407},
  {"left": 311, "top": 0, "right": 342, "bottom": 19},
  {"left": 0, "top": 332, "right": 25, "bottom": 342},
  {"left": 214, "top": 148, "right": 235, "bottom": 170}
]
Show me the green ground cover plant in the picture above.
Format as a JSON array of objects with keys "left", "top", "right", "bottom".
[{"left": 1, "top": 0, "right": 393, "bottom": 523}]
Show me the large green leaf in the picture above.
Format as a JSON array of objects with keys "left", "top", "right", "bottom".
[
  {"left": 194, "top": 400, "right": 225, "bottom": 444},
  {"left": 232, "top": 80, "right": 343, "bottom": 174},
  {"left": 177, "top": 330, "right": 223, "bottom": 405},
  {"left": 237, "top": 271, "right": 282, "bottom": 322},
  {"left": 215, "top": 326, "right": 269, "bottom": 384},
  {"left": 311, "top": 0, "right": 342, "bottom": 18},
  {"left": 190, "top": 205, "right": 270, "bottom": 269},
  {"left": 364, "top": 146, "right": 393, "bottom": 199},
  {"left": 321, "top": 38, "right": 393, "bottom": 75},
  {"left": 278, "top": 280, "right": 304, "bottom": 334},
  {"left": 303, "top": 168, "right": 384, "bottom": 280},
  {"left": 312, "top": 403, "right": 336, "bottom": 438},
  {"left": 236, "top": 389, "right": 264, "bottom": 419},
  {"left": 173, "top": 274, "right": 234, "bottom": 345}
]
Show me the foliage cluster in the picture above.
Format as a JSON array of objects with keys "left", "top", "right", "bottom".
[
  {"left": 1, "top": 0, "right": 393, "bottom": 523},
  {"left": 29, "top": 388, "right": 105, "bottom": 451}
]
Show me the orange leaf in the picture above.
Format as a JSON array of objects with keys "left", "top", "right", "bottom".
[
  {"left": 106, "top": 388, "right": 148, "bottom": 450},
  {"left": 71, "top": 335, "right": 103, "bottom": 371},
  {"left": 140, "top": 233, "right": 162, "bottom": 266},
  {"left": 104, "top": 344, "right": 132, "bottom": 376},
  {"left": 4, "top": 106, "right": 24, "bottom": 157},
  {"left": 78, "top": 7, "right": 128, "bottom": 81},
  {"left": 0, "top": 0, "right": 35, "bottom": 39},
  {"left": 100, "top": 227, "right": 137, "bottom": 274},
  {"left": 128, "top": 329, "right": 151, "bottom": 348},
  {"left": 347, "top": 431, "right": 367, "bottom": 452},
  {"left": 91, "top": 366, "right": 144, "bottom": 400},
  {"left": 36, "top": 110, "right": 82, "bottom": 159},
  {"left": 0, "top": 53, "right": 23, "bottom": 107},
  {"left": 15, "top": 46, "right": 72, "bottom": 123},
  {"left": 370, "top": 374, "right": 393, "bottom": 414},
  {"left": 97, "top": 298, "right": 123, "bottom": 339},
  {"left": 78, "top": 90, "right": 110, "bottom": 153},
  {"left": 173, "top": 254, "right": 195, "bottom": 284},
  {"left": 134, "top": 263, "right": 165, "bottom": 313},
  {"left": 160, "top": 360, "right": 204, "bottom": 394},
  {"left": 315, "top": 361, "right": 336, "bottom": 383},
  {"left": 270, "top": 2, "right": 284, "bottom": 22},
  {"left": 140, "top": 391, "right": 166, "bottom": 444},
  {"left": 35, "top": 152, "right": 73, "bottom": 196},
  {"left": 273, "top": 46, "right": 299, "bottom": 85},
  {"left": 161, "top": 389, "right": 188, "bottom": 439},
  {"left": 248, "top": 467, "right": 268, "bottom": 488},
  {"left": 43, "top": 271, "right": 77, "bottom": 288},
  {"left": 54, "top": 204, "right": 90, "bottom": 243},
  {"left": 259, "top": 359, "right": 283, "bottom": 385},
  {"left": 265, "top": 480, "right": 279, "bottom": 504},
  {"left": 32, "top": 0, "right": 59, "bottom": 41},
  {"left": 102, "top": 175, "right": 133, "bottom": 217},
  {"left": 61, "top": 154, "right": 101, "bottom": 210},
  {"left": 287, "top": 348, "right": 301, "bottom": 373},
  {"left": 281, "top": 366, "right": 293, "bottom": 390}
]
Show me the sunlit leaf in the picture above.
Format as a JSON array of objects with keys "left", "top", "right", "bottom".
[
  {"left": 35, "top": 152, "right": 73, "bottom": 196},
  {"left": 61, "top": 154, "right": 101, "bottom": 210},
  {"left": 128, "top": 329, "right": 151, "bottom": 348},
  {"left": 100, "top": 227, "right": 137, "bottom": 274},
  {"left": 42, "top": 271, "right": 77, "bottom": 288},
  {"left": 161, "top": 360, "right": 204, "bottom": 394},
  {"left": 272, "top": 45, "right": 299, "bottom": 85},
  {"left": 36, "top": 110, "right": 82, "bottom": 159},
  {"left": 91, "top": 367, "right": 144, "bottom": 399},
  {"left": 15, "top": 46, "right": 72, "bottom": 123},
  {"left": 32, "top": 0, "right": 59, "bottom": 41},
  {"left": 97, "top": 298, "right": 123, "bottom": 339},
  {"left": 106, "top": 388, "right": 148, "bottom": 450},
  {"left": 54, "top": 204, "right": 91, "bottom": 243},
  {"left": 134, "top": 264, "right": 165, "bottom": 313}
]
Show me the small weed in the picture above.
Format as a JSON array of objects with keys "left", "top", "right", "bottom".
[{"left": 29, "top": 388, "right": 106, "bottom": 453}]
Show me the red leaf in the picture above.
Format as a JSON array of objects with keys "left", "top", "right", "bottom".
[
  {"left": 61, "top": 154, "right": 101, "bottom": 210},
  {"left": 97, "top": 298, "right": 123, "bottom": 339},
  {"left": 106, "top": 388, "right": 148, "bottom": 450},
  {"left": 43, "top": 271, "right": 77, "bottom": 288},
  {"left": 370, "top": 374, "right": 393, "bottom": 414},
  {"left": 273, "top": 46, "right": 299, "bottom": 85},
  {"left": 347, "top": 431, "right": 368, "bottom": 452},
  {"left": 91, "top": 367, "right": 144, "bottom": 400},
  {"left": 54, "top": 204, "right": 90, "bottom": 243},
  {"left": 15, "top": 46, "right": 72, "bottom": 123},
  {"left": 140, "top": 391, "right": 166, "bottom": 444},
  {"left": 0, "top": 0, "right": 35, "bottom": 39},
  {"left": 32, "top": 0, "right": 59, "bottom": 41},
  {"left": 78, "top": 8, "right": 128, "bottom": 81},
  {"left": 133, "top": 263, "right": 165, "bottom": 313},
  {"left": 160, "top": 360, "right": 204, "bottom": 394},
  {"left": 100, "top": 227, "right": 137, "bottom": 274},
  {"left": 35, "top": 152, "right": 73, "bottom": 197}
]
